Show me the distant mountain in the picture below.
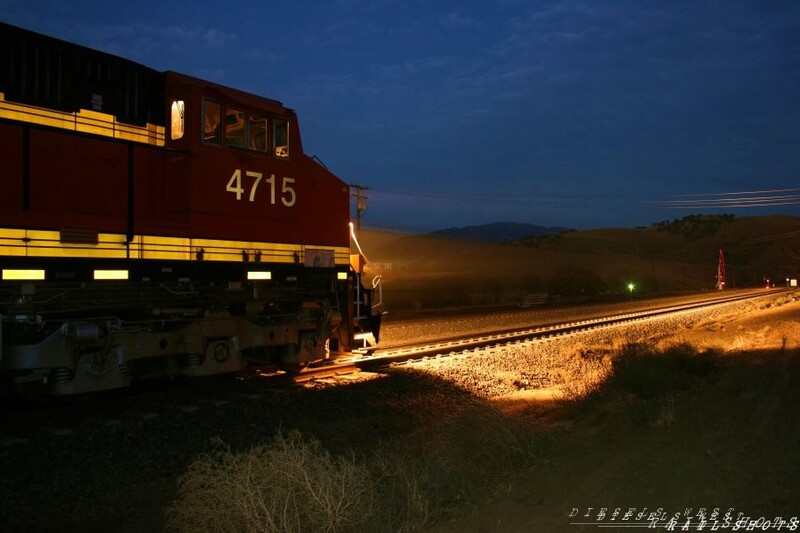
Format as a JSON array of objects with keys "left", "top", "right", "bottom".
[{"left": 428, "top": 222, "right": 572, "bottom": 244}]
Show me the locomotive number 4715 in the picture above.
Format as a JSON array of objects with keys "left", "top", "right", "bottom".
[{"left": 226, "top": 169, "right": 297, "bottom": 207}]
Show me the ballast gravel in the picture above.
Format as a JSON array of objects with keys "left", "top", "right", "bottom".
[{"left": 381, "top": 296, "right": 773, "bottom": 400}]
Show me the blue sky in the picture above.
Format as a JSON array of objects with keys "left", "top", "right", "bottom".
[{"left": 3, "top": 0, "right": 799, "bottom": 231}]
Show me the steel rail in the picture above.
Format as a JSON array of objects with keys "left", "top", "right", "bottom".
[{"left": 344, "top": 289, "right": 791, "bottom": 371}]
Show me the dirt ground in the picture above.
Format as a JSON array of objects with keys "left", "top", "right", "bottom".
[{"left": 432, "top": 300, "right": 800, "bottom": 532}]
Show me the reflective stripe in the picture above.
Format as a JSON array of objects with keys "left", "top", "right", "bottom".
[
  {"left": 2, "top": 269, "right": 46, "bottom": 280},
  {"left": 93, "top": 270, "right": 129, "bottom": 280},
  {"left": 0, "top": 228, "right": 349, "bottom": 265},
  {"left": 0, "top": 92, "right": 165, "bottom": 146}
]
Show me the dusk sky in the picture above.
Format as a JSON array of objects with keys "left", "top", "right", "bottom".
[{"left": 2, "top": 1, "right": 799, "bottom": 232}]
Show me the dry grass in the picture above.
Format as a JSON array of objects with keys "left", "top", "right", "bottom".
[
  {"left": 165, "top": 430, "right": 374, "bottom": 533},
  {"left": 562, "top": 341, "right": 721, "bottom": 425},
  {"left": 560, "top": 354, "right": 608, "bottom": 401},
  {"left": 655, "top": 394, "right": 677, "bottom": 427},
  {"left": 166, "top": 402, "right": 548, "bottom": 533}
]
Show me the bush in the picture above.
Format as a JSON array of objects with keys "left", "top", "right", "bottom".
[
  {"left": 564, "top": 343, "right": 720, "bottom": 425},
  {"left": 167, "top": 403, "right": 547, "bottom": 532},
  {"left": 600, "top": 342, "right": 719, "bottom": 400},
  {"left": 605, "top": 343, "right": 718, "bottom": 399},
  {"left": 166, "top": 430, "right": 374, "bottom": 533}
]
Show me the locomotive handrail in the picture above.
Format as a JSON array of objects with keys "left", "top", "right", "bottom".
[
  {"left": 310, "top": 154, "right": 328, "bottom": 169},
  {"left": 372, "top": 275, "right": 383, "bottom": 310},
  {"left": 355, "top": 271, "right": 362, "bottom": 319},
  {"left": 349, "top": 222, "right": 371, "bottom": 266}
]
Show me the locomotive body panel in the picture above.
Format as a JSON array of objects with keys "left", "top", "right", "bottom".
[
  {"left": 133, "top": 145, "right": 192, "bottom": 236},
  {"left": 29, "top": 128, "right": 129, "bottom": 232},
  {"left": 0, "top": 123, "right": 23, "bottom": 221}
]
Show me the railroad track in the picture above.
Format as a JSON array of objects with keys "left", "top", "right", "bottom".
[{"left": 331, "top": 288, "right": 792, "bottom": 373}]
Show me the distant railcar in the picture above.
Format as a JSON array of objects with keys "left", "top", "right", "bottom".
[{"left": 0, "top": 22, "right": 382, "bottom": 395}]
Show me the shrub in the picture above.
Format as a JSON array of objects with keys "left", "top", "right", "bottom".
[
  {"left": 579, "top": 342, "right": 720, "bottom": 403},
  {"left": 166, "top": 430, "right": 374, "bottom": 533},
  {"left": 166, "top": 404, "right": 547, "bottom": 532},
  {"left": 605, "top": 342, "right": 718, "bottom": 399}
]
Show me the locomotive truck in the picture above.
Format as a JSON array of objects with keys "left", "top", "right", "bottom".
[{"left": 0, "top": 22, "right": 383, "bottom": 395}]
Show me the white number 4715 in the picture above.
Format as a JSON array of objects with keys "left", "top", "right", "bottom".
[{"left": 226, "top": 169, "right": 296, "bottom": 207}]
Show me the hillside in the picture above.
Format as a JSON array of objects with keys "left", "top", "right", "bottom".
[
  {"left": 358, "top": 215, "right": 800, "bottom": 311},
  {"left": 428, "top": 222, "right": 571, "bottom": 243}
]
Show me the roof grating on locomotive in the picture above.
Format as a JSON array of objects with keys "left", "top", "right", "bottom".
[
  {"left": 0, "top": 22, "right": 292, "bottom": 127},
  {"left": 0, "top": 22, "right": 164, "bottom": 126}
]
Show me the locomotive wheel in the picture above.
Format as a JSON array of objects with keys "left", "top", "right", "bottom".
[
  {"left": 278, "top": 343, "right": 307, "bottom": 375},
  {"left": 11, "top": 379, "right": 49, "bottom": 402},
  {"left": 279, "top": 362, "right": 308, "bottom": 375}
]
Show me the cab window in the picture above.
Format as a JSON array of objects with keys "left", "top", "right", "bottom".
[
  {"left": 249, "top": 115, "right": 267, "bottom": 152},
  {"left": 170, "top": 100, "right": 185, "bottom": 140},
  {"left": 202, "top": 99, "right": 222, "bottom": 145},
  {"left": 225, "top": 108, "right": 246, "bottom": 148},
  {"left": 274, "top": 118, "right": 289, "bottom": 158}
]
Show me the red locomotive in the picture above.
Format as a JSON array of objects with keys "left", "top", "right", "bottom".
[{"left": 0, "top": 22, "right": 382, "bottom": 395}]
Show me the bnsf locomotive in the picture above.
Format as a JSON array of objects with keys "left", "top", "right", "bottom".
[{"left": 0, "top": 23, "right": 382, "bottom": 395}]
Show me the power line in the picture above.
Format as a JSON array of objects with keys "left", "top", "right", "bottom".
[
  {"left": 653, "top": 189, "right": 800, "bottom": 209},
  {"left": 368, "top": 186, "right": 800, "bottom": 210}
]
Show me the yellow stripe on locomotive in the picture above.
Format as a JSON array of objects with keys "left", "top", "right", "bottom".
[
  {"left": 0, "top": 92, "right": 165, "bottom": 146},
  {"left": 0, "top": 227, "right": 348, "bottom": 266}
]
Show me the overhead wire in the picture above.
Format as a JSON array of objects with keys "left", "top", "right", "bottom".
[
  {"left": 653, "top": 188, "right": 800, "bottom": 209},
  {"left": 369, "top": 186, "right": 800, "bottom": 210}
]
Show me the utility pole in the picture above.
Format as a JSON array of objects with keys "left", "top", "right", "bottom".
[{"left": 350, "top": 184, "right": 370, "bottom": 232}]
